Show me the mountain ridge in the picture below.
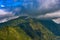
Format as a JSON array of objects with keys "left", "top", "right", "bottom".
[{"left": 0, "top": 16, "right": 60, "bottom": 40}]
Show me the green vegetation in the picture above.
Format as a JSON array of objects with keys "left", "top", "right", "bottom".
[
  {"left": 0, "top": 16, "right": 60, "bottom": 40},
  {"left": 0, "top": 26, "right": 32, "bottom": 40}
]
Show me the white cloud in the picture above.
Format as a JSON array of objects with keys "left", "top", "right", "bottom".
[
  {"left": 0, "top": 9, "right": 19, "bottom": 23},
  {"left": 0, "top": 16, "right": 19, "bottom": 23},
  {"left": 52, "top": 18, "right": 60, "bottom": 24},
  {"left": 37, "top": 10, "right": 60, "bottom": 19},
  {"left": 0, "top": 9, "right": 13, "bottom": 16},
  {"left": 0, "top": 18, "right": 8, "bottom": 23},
  {"left": 0, "top": 9, "right": 9, "bottom": 15},
  {"left": 37, "top": 10, "right": 60, "bottom": 24},
  {"left": 0, "top": 7, "right": 26, "bottom": 23}
]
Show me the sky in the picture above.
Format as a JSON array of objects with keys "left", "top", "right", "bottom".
[{"left": 0, "top": 0, "right": 60, "bottom": 24}]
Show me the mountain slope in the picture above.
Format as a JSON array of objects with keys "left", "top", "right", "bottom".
[
  {"left": 38, "top": 20, "right": 60, "bottom": 36},
  {"left": 0, "top": 16, "right": 59, "bottom": 40},
  {"left": 0, "top": 24, "right": 32, "bottom": 40}
]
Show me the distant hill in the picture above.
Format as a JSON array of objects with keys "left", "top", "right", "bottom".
[{"left": 0, "top": 16, "right": 60, "bottom": 40}]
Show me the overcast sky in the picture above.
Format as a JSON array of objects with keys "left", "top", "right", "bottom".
[{"left": 0, "top": 0, "right": 60, "bottom": 24}]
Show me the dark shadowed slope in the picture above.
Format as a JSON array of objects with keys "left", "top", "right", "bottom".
[{"left": 37, "top": 20, "right": 60, "bottom": 36}]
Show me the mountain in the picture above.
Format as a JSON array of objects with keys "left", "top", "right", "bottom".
[
  {"left": 37, "top": 20, "right": 60, "bottom": 36},
  {"left": 0, "top": 16, "right": 60, "bottom": 40}
]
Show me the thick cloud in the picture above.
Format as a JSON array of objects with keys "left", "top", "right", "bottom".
[
  {"left": 37, "top": 0, "right": 60, "bottom": 14},
  {"left": 0, "top": 9, "right": 19, "bottom": 23},
  {"left": 37, "top": 10, "right": 60, "bottom": 24},
  {"left": 35, "top": 0, "right": 60, "bottom": 24},
  {"left": 0, "top": 0, "right": 60, "bottom": 23},
  {"left": 37, "top": 10, "right": 60, "bottom": 19},
  {"left": 19, "top": 0, "right": 60, "bottom": 16}
]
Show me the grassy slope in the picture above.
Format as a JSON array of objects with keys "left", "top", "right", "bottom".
[
  {"left": 0, "top": 16, "right": 59, "bottom": 40},
  {"left": 0, "top": 26, "right": 32, "bottom": 40}
]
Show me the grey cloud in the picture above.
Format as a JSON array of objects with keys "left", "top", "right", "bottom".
[{"left": 18, "top": 0, "right": 60, "bottom": 16}]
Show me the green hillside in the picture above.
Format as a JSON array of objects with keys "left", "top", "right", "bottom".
[
  {"left": 0, "top": 26, "right": 32, "bottom": 40},
  {"left": 0, "top": 16, "right": 59, "bottom": 40}
]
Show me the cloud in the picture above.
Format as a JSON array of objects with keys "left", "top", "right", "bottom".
[
  {"left": 0, "top": 7, "right": 27, "bottom": 23},
  {"left": 0, "top": 9, "right": 14, "bottom": 18},
  {"left": 36, "top": 10, "right": 60, "bottom": 24},
  {"left": 23, "top": 0, "right": 60, "bottom": 16},
  {"left": 0, "top": 9, "right": 9, "bottom": 15},
  {"left": 39, "top": 0, "right": 58, "bottom": 9},
  {"left": 0, "top": 9, "right": 17, "bottom": 23},
  {"left": 0, "top": 0, "right": 60, "bottom": 23},
  {"left": 0, "top": 16, "right": 19, "bottom": 23},
  {"left": 37, "top": 10, "right": 60, "bottom": 19},
  {"left": 52, "top": 18, "right": 60, "bottom": 24},
  {"left": 40, "top": 0, "right": 60, "bottom": 10},
  {"left": 34, "top": 0, "right": 60, "bottom": 24}
]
